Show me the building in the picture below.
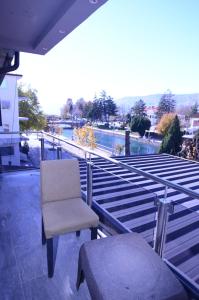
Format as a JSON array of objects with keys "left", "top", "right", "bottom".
[
  {"left": 0, "top": 73, "right": 22, "bottom": 166},
  {"left": 145, "top": 105, "right": 158, "bottom": 125}
]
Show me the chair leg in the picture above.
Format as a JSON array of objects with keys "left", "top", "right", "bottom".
[
  {"left": 47, "top": 238, "right": 54, "bottom": 278},
  {"left": 42, "top": 218, "right": 46, "bottom": 245},
  {"left": 91, "top": 227, "right": 97, "bottom": 240},
  {"left": 76, "top": 231, "right": 80, "bottom": 237},
  {"left": 76, "top": 269, "right": 85, "bottom": 290}
]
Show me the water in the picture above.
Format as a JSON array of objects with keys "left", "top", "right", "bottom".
[{"left": 62, "top": 128, "right": 159, "bottom": 155}]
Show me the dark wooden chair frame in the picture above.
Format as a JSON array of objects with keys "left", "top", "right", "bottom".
[{"left": 42, "top": 218, "right": 98, "bottom": 278}]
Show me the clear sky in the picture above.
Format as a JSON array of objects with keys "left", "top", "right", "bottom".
[{"left": 17, "top": 0, "right": 199, "bottom": 114}]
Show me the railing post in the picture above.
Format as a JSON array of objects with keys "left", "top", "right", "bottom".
[
  {"left": 153, "top": 186, "right": 173, "bottom": 258},
  {"left": 89, "top": 152, "right": 91, "bottom": 162},
  {"left": 40, "top": 138, "right": 45, "bottom": 161},
  {"left": 125, "top": 129, "right": 130, "bottom": 156},
  {"left": 57, "top": 146, "right": 62, "bottom": 160},
  {"left": 87, "top": 162, "right": 93, "bottom": 207}
]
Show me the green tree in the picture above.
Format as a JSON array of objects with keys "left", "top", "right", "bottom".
[
  {"left": 131, "top": 99, "right": 146, "bottom": 116},
  {"left": 156, "top": 90, "right": 176, "bottom": 121},
  {"left": 82, "top": 101, "right": 94, "bottom": 120},
  {"left": 130, "top": 115, "right": 151, "bottom": 137},
  {"left": 190, "top": 101, "right": 198, "bottom": 116},
  {"left": 18, "top": 85, "right": 46, "bottom": 131},
  {"left": 96, "top": 90, "right": 117, "bottom": 122},
  {"left": 91, "top": 97, "right": 104, "bottom": 121},
  {"left": 159, "top": 115, "right": 182, "bottom": 155}
]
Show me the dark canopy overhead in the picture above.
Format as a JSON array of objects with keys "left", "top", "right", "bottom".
[
  {"left": 0, "top": 0, "right": 108, "bottom": 83},
  {"left": 0, "top": 0, "right": 108, "bottom": 55}
]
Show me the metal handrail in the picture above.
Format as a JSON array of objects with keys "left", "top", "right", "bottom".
[
  {"left": 3, "top": 130, "right": 199, "bottom": 200},
  {"left": 42, "top": 131, "right": 199, "bottom": 201}
]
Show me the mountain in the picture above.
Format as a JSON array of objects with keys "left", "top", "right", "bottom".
[{"left": 116, "top": 93, "right": 199, "bottom": 112}]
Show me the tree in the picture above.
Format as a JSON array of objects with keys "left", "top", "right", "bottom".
[
  {"left": 159, "top": 115, "right": 182, "bottom": 155},
  {"left": 156, "top": 113, "right": 176, "bottom": 136},
  {"left": 61, "top": 98, "right": 74, "bottom": 119},
  {"left": 130, "top": 115, "right": 151, "bottom": 137},
  {"left": 91, "top": 97, "right": 104, "bottom": 121},
  {"left": 131, "top": 99, "right": 146, "bottom": 116},
  {"left": 94, "top": 90, "right": 117, "bottom": 122},
  {"left": 176, "top": 104, "right": 192, "bottom": 116},
  {"left": 190, "top": 101, "right": 198, "bottom": 116},
  {"left": 156, "top": 90, "right": 176, "bottom": 121},
  {"left": 18, "top": 85, "right": 46, "bottom": 131},
  {"left": 74, "top": 98, "right": 86, "bottom": 118},
  {"left": 74, "top": 126, "right": 96, "bottom": 149},
  {"left": 82, "top": 101, "right": 93, "bottom": 120}
]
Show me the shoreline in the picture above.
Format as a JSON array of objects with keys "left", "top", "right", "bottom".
[{"left": 93, "top": 127, "right": 161, "bottom": 148}]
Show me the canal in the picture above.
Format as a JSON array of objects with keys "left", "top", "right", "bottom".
[{"left": 63, "top": 128, "right": 159, "bottom": 155}]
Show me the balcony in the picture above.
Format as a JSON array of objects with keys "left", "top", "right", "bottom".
[{"left": 0, "top": 132, "right": 199, "bottom": 299}]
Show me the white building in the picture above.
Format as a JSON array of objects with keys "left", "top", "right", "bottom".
[
  {"left": 145, "top": 105, "right": 158, "bottom": 126},
  {"left": 0, "top": 73, "right": 22, "bottom": 166}
]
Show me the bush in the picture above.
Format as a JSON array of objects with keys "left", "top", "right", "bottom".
[
  {"left": 130, "top": 116, "right": 151, "bottom": 137},
  {"left": 156, "top": 113, "right": 176, "bottom": 136}
]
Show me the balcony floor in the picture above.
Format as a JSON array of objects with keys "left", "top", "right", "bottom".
[{"left": 0, "top": 169, "right": 91, "bottom": 300}]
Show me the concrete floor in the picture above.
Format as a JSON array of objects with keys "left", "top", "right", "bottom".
[{"left": 0, "top": 169, "right": 91, "bottom": 300}]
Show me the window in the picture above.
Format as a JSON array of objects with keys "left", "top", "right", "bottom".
[
  {"left": 1, "top": 100, "right": 10, "bottom": 109},
  {"left": 0, "top": 146, "right": 14, "bottom": 156}
]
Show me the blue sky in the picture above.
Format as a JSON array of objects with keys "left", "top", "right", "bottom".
[{"left": 17, "top": 0, "right": 199, "bottom": 114}]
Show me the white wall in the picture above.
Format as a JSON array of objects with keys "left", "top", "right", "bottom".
[{"left": 0, "top": 74, "right": 22, "bottom": 166}]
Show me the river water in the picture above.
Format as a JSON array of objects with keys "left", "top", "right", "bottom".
[{"left": 63, "top": 128, "right": 159, "bottom": 155}]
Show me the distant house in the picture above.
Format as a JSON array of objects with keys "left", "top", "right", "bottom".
[
  {"left": 190, "top": 114, "right": 199, "bottom": 128},
  {"left": 145, "top": 105, "right": 158, "bottom": 126},
  {"left": 0, "top": 73, "right": 22, "bottom": 166},
  {"left": 184, "top": 114, "right": 199, "bottom": 135}
]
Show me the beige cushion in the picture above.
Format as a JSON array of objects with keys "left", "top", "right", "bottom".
[
  {"left": 42, "top": 198, "right": 99, "bottom": 239},
  {"left": 40, "top": 159, "right": 81, "bottom": 203}
]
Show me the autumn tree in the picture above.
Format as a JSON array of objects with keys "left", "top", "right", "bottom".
[
  {"left": 156, "top": 113, "right": 176, "bottom": 136},
  {"left": 131, "top": 99, "right": 146, "bottom": 116},
  {"left": 74, "top": 126, "right": 96, "bottom": 149},
  {"left": 18, "top": 85, "right": 46, "bottom": 131},
  {"left": 156, "top": 90, "right": 176, "bottom": 121}
]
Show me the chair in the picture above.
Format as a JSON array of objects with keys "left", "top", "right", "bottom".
[
  {"left": 40, "top": 159, "right": 99, "bottom": 278},
  {"left": 76, "top": 233, "right": 188, "bottom": 300}
]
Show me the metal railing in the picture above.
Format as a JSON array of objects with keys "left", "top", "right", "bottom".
[
  {"left": 2, "top": 131, "right": 199, "bottom": 254},
  {"left": 40, "top": 131, "right": 199, "bottom": 201}
]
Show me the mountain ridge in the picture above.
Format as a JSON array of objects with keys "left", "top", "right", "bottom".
[{"left": 116, "top": 93, "right": 199, "bottom": 112}]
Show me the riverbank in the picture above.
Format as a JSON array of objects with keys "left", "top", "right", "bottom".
[
  {"left": 93, "top": 127, "right": 161, "bottom": 147},
  {"left": 47, "top": 133, "right": 112, "bottom": 158}
]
